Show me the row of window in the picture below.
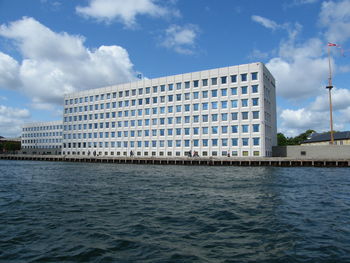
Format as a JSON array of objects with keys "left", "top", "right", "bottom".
[
  {"left": 64, "top": 150, "right": 260, "bottom": 157},
  {"left": 23, "top": 125, "right": 63, "bottom": 132},
  {"left": 64, "top": 137, "right": 261, "bottom": 148},
  {"left": 22, "top": 132, "right": 63, "bottom": 138},
  {"left": 64, "top": 98, "right": 260, "bottom": 116},
  {"left": 63, "top": 124, "right": 260, "bottom": 139},
  {"left": 64, "top": 111, "right": 260, "bottom": 127},
  {"left": 22, "top": 139, "right": 62, "bottom": 144},
  {"left": 66, "top": 86, "right": 258, "bottom": 106},
  {"left": 65, "top": 73, "right": 259, "bottom": 105}
]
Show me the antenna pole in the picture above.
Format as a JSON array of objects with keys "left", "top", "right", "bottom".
[{"left": 326, "top": 44, "right": 335, "bottom": 145}]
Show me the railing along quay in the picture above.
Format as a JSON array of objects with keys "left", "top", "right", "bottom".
[{"left": 0, "top": 154, "right": 349, "bottom": 167}]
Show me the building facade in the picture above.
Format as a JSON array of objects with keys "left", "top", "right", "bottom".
[
  {"left": 62, "top": 62, "right": 277, "bottom": 157},
  {"left": 21, "top": 121, "right": 63, "bottom": 155}
]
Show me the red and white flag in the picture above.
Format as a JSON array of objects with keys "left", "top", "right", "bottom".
[{"left": 328, "top": 42, "right": 337, "bottom": 46}]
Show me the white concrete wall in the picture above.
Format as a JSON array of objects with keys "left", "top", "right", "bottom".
[{"left": 62, "top": 62, "right": 277, "bottom": 157}]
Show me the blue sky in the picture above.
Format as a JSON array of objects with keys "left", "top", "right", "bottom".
[{"left": 0, "top": 0, "right": 349, "bottom": 137}]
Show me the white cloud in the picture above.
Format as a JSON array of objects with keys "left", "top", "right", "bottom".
[
  {"left": 279, "top": 88, "right": 350, "bottom": 136},
  {"left": 161, "top": 24, "right": 199, "bottom": 54},
  {"left": 76, "top": 0, "right": 176, "bottom": 27},
  {"left": 0, "top": 105, "right": 31, "bottom": 137},
  {"left": 310, "top": 88, "right": 350, "bottom": 111},
  {"left": 251, "top": 15, "right": 280, "bottom": 30},
  {"left": 267, "top": 37, "right": 329, "bottom": 99},
  {"left": 0, "top": 52, "right": 21, "bottom": 89},
  {"left": 319, "top": 0, "right": 350, "bottom": 43},
  {"left": 0, "top": 17, "right": 137, "bottom": 106}
]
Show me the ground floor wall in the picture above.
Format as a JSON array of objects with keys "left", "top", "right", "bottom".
[
  {"left": 272, "top": 145, "right": 350, "bottom": 159},
  {"left": 20, "top": 148, "right": 62, "bottom": 155}
]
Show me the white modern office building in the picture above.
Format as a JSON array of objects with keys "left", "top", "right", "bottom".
[
  {"left": 21, "top": 121, "right": 63, "bottom": 155},
  {"left": 62, "top": 62, "right": 277, "bottom": 157}
]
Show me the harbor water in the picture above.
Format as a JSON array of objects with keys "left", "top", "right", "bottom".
[{"left": 0, "top": 160, "right": 349, "bottom": 262}]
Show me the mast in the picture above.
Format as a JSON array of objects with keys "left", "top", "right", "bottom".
[{"left": 326, "top": 44, "right": 335, "bottom": 145}]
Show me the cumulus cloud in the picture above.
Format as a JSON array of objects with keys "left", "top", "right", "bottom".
[
  {"left": 76, "top": 0, "right": 177, "bottom": 27},
  {"left": 0, "top": 52, "right": 21, "bottom": 89},
  {"left": 319, "top": 0, "right": 350, "bottom": 43},
  {"left": 0, "top": 17, "right": 137, "bottom": 106},
  {"left": 279, "top": 88, "right": 350, "bottom": 136},
  {"left": 0, "top": 105, "right": 31, "bottom": 137},
  {"left": 161, "top": 24, "right": 199, "bottom": 54},
  {"left": 251, "top": 15, "right": 280, "bottom": 30}
]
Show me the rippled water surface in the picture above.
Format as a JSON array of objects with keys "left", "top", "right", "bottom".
[{"left": 0, "top": 160, "right": 349, "bottom": 262}]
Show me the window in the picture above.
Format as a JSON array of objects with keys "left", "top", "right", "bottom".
[
  {"left": 221, "top": 89, "right": 227, "bottom": 96},
  {"left": 242, "top": 138, "right": 249, "bottom": 146},
  {"left": 241, "top": 99, "right": 248, "bottom": 107},
  {"left": 202, "top": 139, "right": 208, "bottom": 146},
  {"left": 160, "top": 85, "right": 165, "bottom": 92},
  {"left": 221, "top": 76, "right": 227, "bottom": 84},
  {"left": 231, "top": 112, "right": 238, "bottom": 120},
  {"left": 242, "top": 112, "right": 249, "bottom": 120},
  {"left": 202, "top": 127, "right": 208, "bottom": 134},
  {"left": 193, "top": 115, "right": 199, "bottom": 122},
  {"left": 222, "top": 138, "right": 228, "bottom": 146},
  {"left": 176, "top": 105, "right": 181, "bottom": 112},
  {"left": 212, "top": 114, "right": 218, "bottom": 121},
  {"left": 185, "top": 128, "right": 190, "bottom": 135},
  {"left": 231, "top": 75, "right": 237, "bottom": 83},
  {"left": 231, "top": 125, "right": 238, "bottom": 133},
  {"left": 176, "top": 83, "right": 181, "bottom": 90},
  {"left": 253, "top": 124, "right": 260, "bottom": 132},
  {"left": 193, "top": 80, "right": 199, "bottom": 87},
  {"left": 211, "top": 77, "right": 217, "bottom": 85},
  {"left": 232, "top": 138, "right": 238, "bottom": 146},
  {"left": 252, "top": 85, "right": 258, "bottom": 93},
  {"left": 168, "top": 84, "right": 173, "bottom": 91},
  {"left": 221, "top": 101, "right": 228, "bottom": 109},
  {"left": 241, "top": 73, "right": 247, "bottom": 82},
  {"left": 252, "top": 98, "right": 259, "bottom": 106},
  {"left": 185, "top": 81, "right": 190, "bottom": 89},
  {"left": 252, "top": 111, "right": 259, "bottom": 119},
  {"left": 202, "top": 79, "right": 208, "bottom": 86},
  {"left": 242, "top": 125, "right": 249, "bottom": 133},
  {"left": 231, "top": 87, "right": 237, "bottom": 95},
  {"left": 221, "top": 113, "right": 228, "bottom": 121},
  {"left": 212, "top": 126, "right": 218, "bottom": 134},
  {"left": 222, "top": 126, "right": 228, "bottom": 134},
  {"left": 202, "top": 114, "right": 209, "bottom": 122},
  {"left": 193, "top": 127, "right": 199, "bottom": 135},
  {"left": 202, "top": 90, "right": 208, "bottom": 98},
  {"left": 185, "top": 93, "right": 190, "bottom": 100},
  {"left": 211, "top": 102, "right": 218, "bottom": 109},
  {"left": 211, "top": 90, "right": 218, "bottom": 97},
  {"left": 231, "top": 100, "right": 238, "bottom": 108},
  {"left": 146, "top": 87, "right": 150, "bottom": 94},
  {"left": 168, "top": 106, "right": 173, "bottom": 113},
  {"left": 241, "top": 86, "right": 248, "bottom": 94},
  {"left": 185, "top": 104, "right": 190, "bottom": 112},
  {"left": 212, "top": 139, "right": 218, "bottom": 146},
  {"left": 176, "top": 94, "right": 181, "bottom": 101},
  {"left": 168, "top": 95, "right": 173, "bottom": 102},
  {"left": 253, "top": 138, "right": 260, "bottom": 146},
  {"left": 193, "top": 103, "right": 199, "bottom": 111},
  {"left": 251, "top": 72, "right": 258, "bottom": 80}
]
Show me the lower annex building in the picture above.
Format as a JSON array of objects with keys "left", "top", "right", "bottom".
[
  {"left": 21, "top": 121, "right": 63, "bottom": 155},
  {"left": 62, "top": 62, "right": 277, "bottom": 157}
]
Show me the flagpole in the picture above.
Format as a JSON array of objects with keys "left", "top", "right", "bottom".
[{"left": 326, "top": 44, "right": 335, "bottom": 145}]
